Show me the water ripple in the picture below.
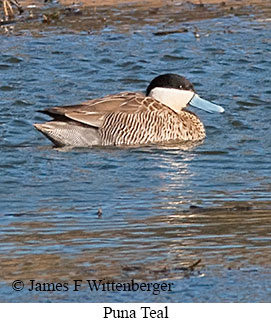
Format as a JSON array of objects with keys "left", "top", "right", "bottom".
[{"left": 1, "top": 12, "right": 271, "bottom": 302}]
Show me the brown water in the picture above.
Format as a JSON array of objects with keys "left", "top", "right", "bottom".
[{"left": 1, "top": 2, "right": 271, "bottom": 302}]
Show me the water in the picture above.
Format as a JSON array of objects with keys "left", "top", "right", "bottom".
[{"left": 1, "top": 4, "right": 271, "bottom": 302}]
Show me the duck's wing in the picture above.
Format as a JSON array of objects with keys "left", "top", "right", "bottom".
[{"left": 41, "top": 92, "right": 156, "bottom": 128}]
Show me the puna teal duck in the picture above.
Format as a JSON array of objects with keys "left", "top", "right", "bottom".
[{"left": 34, "top": 73, "right": 224, "bottom": 147}]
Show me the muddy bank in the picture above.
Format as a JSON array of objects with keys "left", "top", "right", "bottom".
[
  {"left": 2, "top": 0, "right": 271, "bottom": 34},
  {"left": 19, "top": 0, "right": 271, "bottom": 8}
]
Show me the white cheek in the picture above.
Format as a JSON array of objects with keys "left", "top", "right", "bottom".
[{"left": 149, "top": 87, "right": 194, "bottom": 111}]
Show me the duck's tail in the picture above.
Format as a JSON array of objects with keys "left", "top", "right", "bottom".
[{"left": 34, "top": 122, "right": 101, "bottom": 147}]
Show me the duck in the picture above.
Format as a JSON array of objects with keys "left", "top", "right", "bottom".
[{"left": 34, "top": 73, "right": 224, "bottom": 147}]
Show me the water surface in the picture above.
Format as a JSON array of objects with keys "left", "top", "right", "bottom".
[{"left": 1, "top": 5, "right": 271, "bottom": 302}]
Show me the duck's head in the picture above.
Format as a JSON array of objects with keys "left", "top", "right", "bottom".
[{"left": 146, "top": 73, "right": 224, "bottom": 114}]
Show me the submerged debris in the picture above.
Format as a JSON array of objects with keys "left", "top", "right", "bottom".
[
  {"left": 121, "top": 259, "right": 202, "bottom": 279},
  {"left": 175, "top": 259, "right": 202, "bottom": 272},
  {"left": 97, "top": 207, "right": 102, "bottom": 218},
  {"left": 189, "top": 204, "right": 253, "bottom": 214},
  {"left": 153, "top": 28, "right": 188, "bottom": 36},
  {"left": 149, "top": 266, "right": 170, "bottom": 274},
  {"left": 193, "top": 26, "right": 200, "bottom": 39},
  {"left": 121, "top": 265, "right": 142, "bottom": 272}
]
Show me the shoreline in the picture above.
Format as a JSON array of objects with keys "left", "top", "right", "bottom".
[
  {"left": 20, "top": 0, "right": 271, "bottom": 9},
  {"left": 4, "top": 0, "right": 270, "bottom": 34}
]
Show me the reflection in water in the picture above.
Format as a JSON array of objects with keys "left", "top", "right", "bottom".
[{"left": 1, "top": 7, "right": 271, "bottom": 302}]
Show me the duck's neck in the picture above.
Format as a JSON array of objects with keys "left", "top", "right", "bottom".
[{"left": 148, "top": 87, "right": 194, "bottom": 113}]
